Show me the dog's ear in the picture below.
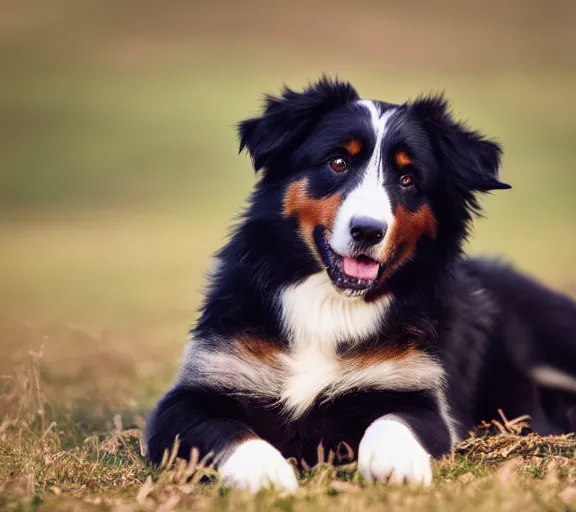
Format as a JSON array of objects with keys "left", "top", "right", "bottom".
[
  {"left": 238, "top": 76, "right": 359, "bottom": 172},
  {"left": 409, "top": 95, "right": 511, "bottom": 197}
]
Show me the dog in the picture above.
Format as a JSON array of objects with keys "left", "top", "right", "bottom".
[{"left": 146, "top": 77, "right": 576, "bottom": 492}]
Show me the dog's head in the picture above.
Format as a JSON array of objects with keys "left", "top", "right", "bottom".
[{"left": 238, "top": 77, "right": 510, "bottom": 300}]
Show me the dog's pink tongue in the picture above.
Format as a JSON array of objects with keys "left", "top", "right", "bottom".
[{"left": 343, "top": 257, "right": 379, "bottom": 280}]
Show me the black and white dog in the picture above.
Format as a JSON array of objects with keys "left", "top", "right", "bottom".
[{"left": 146, "top": 77, "right": 576, "bottom": 492}]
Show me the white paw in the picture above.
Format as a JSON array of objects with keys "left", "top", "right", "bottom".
[
  {"left": 358, "top": 416, "right": 432, "bottom": 486},
  {"left": 219, "top": 439, "right": 299, "bottom": 493}
]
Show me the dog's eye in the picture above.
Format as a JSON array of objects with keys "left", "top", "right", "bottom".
[
  {"left": 399, "top": 175, "right": 414, "bottom": 187},
  {"left": 394, "top": 151, "right": 413, "bottom": 168},
  {"left": 329, "top": 157, "right": 348, "bottom": 173}
]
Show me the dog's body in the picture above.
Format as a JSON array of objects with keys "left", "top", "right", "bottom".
[{"left": 146, "top": 78, "right": 576, "bottom": 492}]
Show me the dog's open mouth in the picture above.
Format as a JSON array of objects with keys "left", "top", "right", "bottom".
[{"left": 315, "top": 228, "right": 383, "bottom": 297}]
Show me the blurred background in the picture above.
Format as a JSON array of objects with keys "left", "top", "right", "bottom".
[{"left": 1, "top": 0, "right": 575, "bottom": 428}]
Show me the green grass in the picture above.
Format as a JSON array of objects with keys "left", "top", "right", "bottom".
[{"left": 2, "top": 1, "right": 576, "bottom": 509}]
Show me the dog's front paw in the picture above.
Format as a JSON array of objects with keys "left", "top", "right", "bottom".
[
  {"left": 219, "top": 439, "right": 299, "bottom": 493},
  {"left": 358, "top": 416, "right": 432, "bottom": 486}
]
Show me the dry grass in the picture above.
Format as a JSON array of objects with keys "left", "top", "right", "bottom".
[{"left": 1, "top": 350, "right": 576, "bottom": 512}]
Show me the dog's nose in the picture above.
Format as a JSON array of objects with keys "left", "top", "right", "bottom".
[{"left": 350, "top": 217, "right": 387, "bottom": 246}]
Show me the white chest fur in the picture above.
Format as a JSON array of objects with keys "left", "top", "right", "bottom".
[
  {"left": 280, "top": 274, "right": 455, "bottom": 444},
  {"left": 276, "top": 342, "right": 446, "bottom": 419},
  {"left": 279, "top": 272, "right": 390, "bottom": 416},
  {"left": 280, "top": 273, "right": 391, "bottom": 353},
  {"left": 184, "top": 273, "right": 444, "bottom": 419},
  {"left": 181, "top": 272, "right": 456, "bottom": 446}
]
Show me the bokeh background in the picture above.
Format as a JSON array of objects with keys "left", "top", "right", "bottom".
[{"left": 1, "top": 0, "right": 575, "bottom": 429}]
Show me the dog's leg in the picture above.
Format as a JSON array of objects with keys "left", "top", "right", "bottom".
[
  {"left": 357, "top": 398, "right": 452, "bottom": 486},
  {"left": 146, "top": 385, "right": 298, "bottom": 493}
]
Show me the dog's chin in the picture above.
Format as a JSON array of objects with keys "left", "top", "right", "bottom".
[{"left": 314, "top": 229, "right": 384, "bottom": 298}]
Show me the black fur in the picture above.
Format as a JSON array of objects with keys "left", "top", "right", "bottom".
[
  {"left": 147, "top": 386, "right": 451, "bottom": 466},
  {"left": 146, "top": 77, "right": 576, "bottom": 473}
]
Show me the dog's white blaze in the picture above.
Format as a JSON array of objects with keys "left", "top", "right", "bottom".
[
  {"left": 330, "top": 102, "right": 396, "bottom": 256},
  {"left": 532, "top": 365, "right": 576, "bottom": 393}
]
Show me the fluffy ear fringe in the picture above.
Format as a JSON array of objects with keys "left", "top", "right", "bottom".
[
  {"left": 409, "top": 93, "right": 511, "bottom": 196},
  {"left": 238, "top": 75, "right": 359, "bottom": 172}
]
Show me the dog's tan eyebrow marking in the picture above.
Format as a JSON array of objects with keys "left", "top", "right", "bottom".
[
  {"left": 345, "top": 138, "right": 362, "bottom": 156},
  {"left": 394, "top": 151, "right": 413, "bottom": 168}
]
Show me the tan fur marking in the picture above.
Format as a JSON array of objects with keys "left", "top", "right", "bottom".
[
  {"left": 378, "top": 203, "right": 437, "bottom": 274},
  {"left": 283, "top": 179, "right": 342, "bottom": 246},
  {"left": 340, "top": 344, "right": 417, "bottom": 370},
  {"left": 395, "top": 151, "right": 413, "bottom": 168},
  {"left": 236, "top": 336, "right": 282, "bottom": 368},
  {"left": 345, "top": 139, "right": 362, "bottom": 156}
]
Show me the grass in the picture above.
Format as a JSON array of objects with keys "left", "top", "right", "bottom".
[
  {"left": 2, "top": 349, "right": 576, "bottom": 512},
  {"left": 2, "top": 0, "right": 576, "bottom": 509}
]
